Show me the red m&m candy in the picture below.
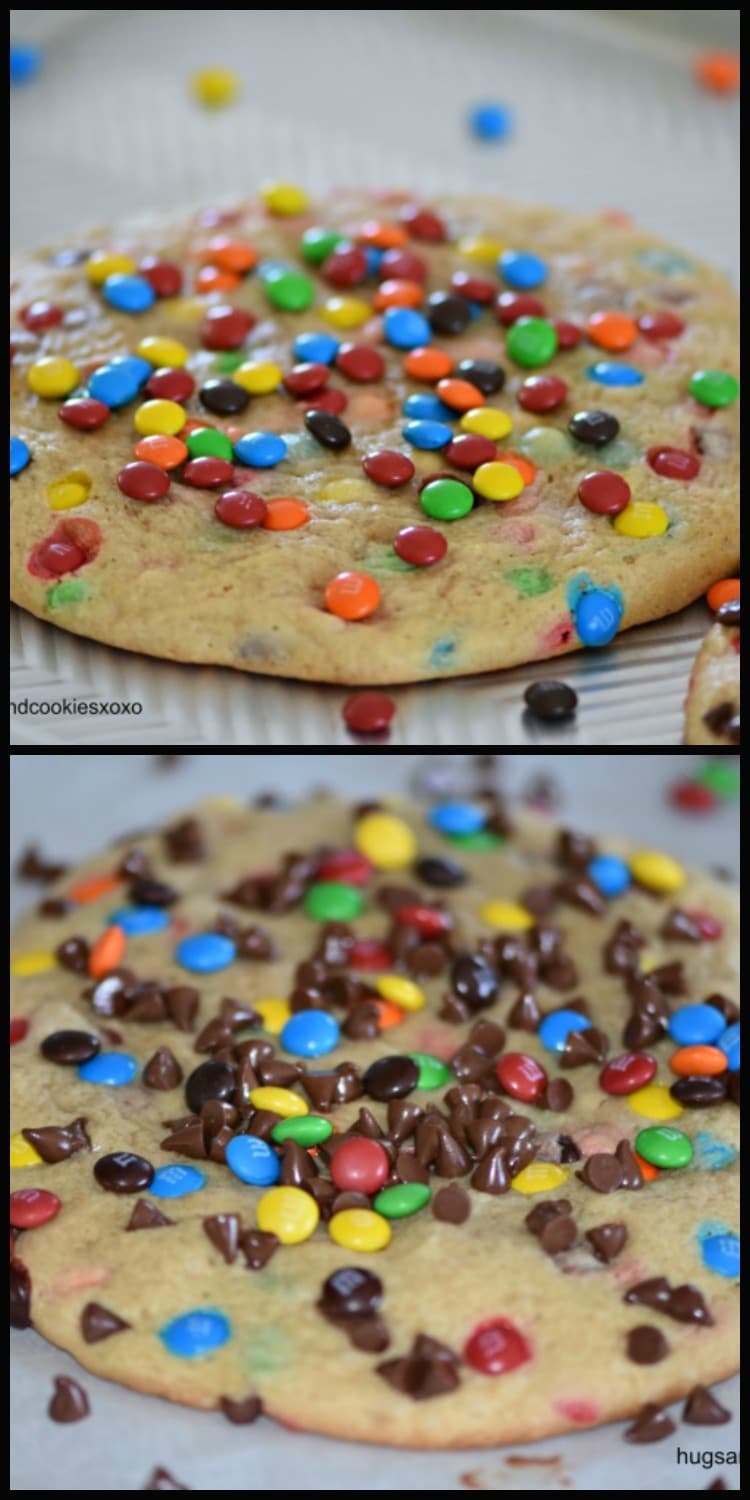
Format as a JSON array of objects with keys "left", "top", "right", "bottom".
[
  {"left": 399, "top": 205, "right": 446, "bottom": 242},
  {"left": 669, "top": 780, "right": 717, "bottom": 813},
  {"left": 496, "top": 292, "right": 546, "bottom": 326},
  {"left": 599, "top": 1052, "right": 657, "bottom": 1095},
  {"left": 336, "top": 344, "right": 385, "bottom": 383},
  {"left": 496, "top": 1052, "right": 548, "bottom": 1103},
  {"left": 342, "top": 691, "right": 396, "bottom": 733},
  {"left": 350, "top": 939, "right": 392, "bottom": 971},
  {"left": 10, "top": 1018, "right": 29, "bottom": 1046},
  {"left": 58, "top": 397, "right": 110, "bottom": 432},
  {"left": 394, "top": 905, "right": 450, "bottom": 938},
  {"left": 139, "top": 258, "right": 183, "bottom": 298},
  {"left": 393, "top": 526, "right": 447, "bottom": 567},
  {"left": 10, "top": 1189, "right": 61, "bottom": 1229},
  {"left": 445, "top": 434, "right": 496, "bottom": 470},
  {"left": 146, "top": 367, "right": 196, "bottom": 403},
  {"left": 362, "top": 450, "right": 415, "bottom": 487},
  {"left": 637, "top": 311, "right": 684, "bottom": 341},
  {"left": 685, "top": 909, "right": 723, "bottom": 942},
  {"left": 577, "top": 470, "right": 631, "bottom": 516},
  {"left": 214, "top": 490, "right": 267, "bottom": 529},
  {"left": 647, "top": 446, "right": 700, "bottom": 481},
  {"left": 183, "top": 457, "right": 235, "bottom": 489},
  {"left": 553, "top": 319, "right": 583, "bottom": 350},
  {"left": 303, "top": 388, "right": 348, "bottom": 415},
  {"left": 464, "top": 1319, "right": 532, "bottom": 1376},
  {"left": 518, "top": 375, "right": 568, "bottom": 413},
  {"left": 22, "top": 301, "right": 64, "bottom": 333},
  {"left": 317, "top": 851, "right": 375, "bottom": 886},
  {"left": 201, "top": 306, "right": 255, "bottom": 350},
  {"left": 331, "top": 1138, "right": 390, "bottom": 1194},
  {"left": 117, "top": 461, "right": 170, "bottom": 502}
]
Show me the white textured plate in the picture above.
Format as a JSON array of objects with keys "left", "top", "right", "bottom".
[{"left": 9, "top": 9, "right": 739, "bottom": 745}]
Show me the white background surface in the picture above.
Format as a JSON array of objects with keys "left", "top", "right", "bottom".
[
  {"left": 10, "top": 751, "right": 740, "bottom": 1488},
  {"left": 9, "top": 11, "right": 741, "bottom": 740}
]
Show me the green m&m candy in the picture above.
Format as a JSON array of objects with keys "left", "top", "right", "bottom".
[
  {"left": 186, "top": 427, "right": 234, "bottom": 461},
  {"left": 271, "top": 1115, "right": 333, "bottom": 1147},
  {"left": 299, "top": 227, "right": 344, "bottom": 264},
  {"left": 420, "top": 478, "right": 474, "bottom": 521},
  {"left": 506, "top": 316, "right": 558, "bottom": 369},
  {"left": 696, "top": 760, "right": 739, "bottom": 799},
  {"left": 635, "top": 1125, "right": 693, "bottom": 1169},
  {"left": 304, "top": 881, "right": 365, "bottom": 922},
  {"left": 373, "top": 1182, "right": 431, "bottom": 1219},
  {"left": 263, "top": 267, "right": 314, "bottom": 312},
  {"left": 409, "top": 1052, "right": 452, "bottom": 1090},
  {"left": 688, "top": 369, "right": 739, "bottom": 409},
  {"left": 445, "top": 830, "right": 504, "bottom": 850}
]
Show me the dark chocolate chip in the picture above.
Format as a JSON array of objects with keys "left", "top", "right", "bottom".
[
  {"left": 48, "top": 1375, "right": 90, "bottom": 1423},
  {"left": 23, "top": 1117, "right": 91, "bottom": 1163},
  {"left": 203, "top": 1213, "right": 241, "bottom": 1264},
  {"left": 682, "top": 1385, "right": 732, "bottom": 1426},
  {"left": 624, "top": 1402, "right": 676, "bottom": 1444},
  {"left": 144, "top": 1467, "right": 190, "bottom": 1489},
  {"left": 240, "top": 1229, "right": 279, "bottom": 1270},
  {"left": 220, "top": 1394, "right": 263, "bottom": 1425},
  {"left": 432, "top": 1183, "right": 471, "bottom": 1223},
  {"left": 126, "top": 1199, "right": 174, "bottom": 1230},
  {"left": 163, "top": 817, "right": 205, "bottom": 863},
  {"left": 626, "top": 1325, "right": 669, "bottom": 1364},
  {"left": 585, "top": 1222, "right": 627, "bottom": 1262},
  {"left": 578, "top": 1153, "right": 623, "bottom": 1193},
  {"left": 10, "top": 1258, "right": 31, "bottom": 1328},
  {"left": 415, "top": 856, "right": 467, "bottom": 888},
  {"left": 16, "top": 845, "right": 68, "bottom": 883},
  {"left": 471, "top": 1146, "right": 510, "bottom": 1194},
  {"left": 55, "top": 935, "right": 91, "bottom": 973},
  {"left": 163, "top": 985, "right": 200, "bottom": 1031},
  {"left": 376, "top": 1333, "right": 461, "bottom": 1400},
  {"left": 81, "top": 1302, "right": 131, "bottom": 1342},
  {"left": 539, "top": 1215, "right": 577, "bottom": 1255},
  {"left": 143, "top": 1047, "right": 183, "bottom": 1090}
]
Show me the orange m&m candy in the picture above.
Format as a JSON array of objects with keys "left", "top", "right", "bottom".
[
  {"left": 194, "top": 266, "right": 240, "bottom": 294},
  {"left": 198, "top": 237, "right": 259, "bottom": 273},
  {"left": 89, "top": 925, "right": 126, "bottom": 979},
  {"left": 695, "top": 51, "right": 740, "bottom": 95},
  {"left": 373, "top": 280, "right": 424, "bottom": 311},
  {"left": 262, "top": 498, "right": 309, "bottom": 531},
  {"left": 706, "top": 578, "right": 739, "bottom": 613},
  {"left": 436, "top": 377, "right": 485, "bottom": 412},
  {"left": 134, "top": 435, "right": 188, "bottom": 470},
  {"left": 669, "top": 1045, "right": 728, "bottom": 1077},
  {"left": 501, "top": 452, "right": 536, "bottom": 486},
  {"left": 356, "top": 220, "right": 407, "bottom": 250},
  {"left": 67, "top": 873, "right": 121, "bottom": 904},
  {"left": 633, "top": 1152, "right": 660, "bottom": 1183},
  {"left": 403, "top": 347, "right": 453, "bottom": 382},
  {"left": 324, "top": 570, "right": 380, "bottom": 621},
  {"left": 587, "top": 311, "right": 637, "bottom": 351},
  {"left": 374, "top": 999, "right": 405, "bottom": 1029}
]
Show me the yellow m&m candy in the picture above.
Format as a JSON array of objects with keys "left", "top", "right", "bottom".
[
  {"left": 630, "top": 850, "right": 685, "bottom": 895},
  {"left": 459, "top": 407, "right": 513, "bottom": 441},
  {"left": 254, "top": 997, "right": 291, "bottom": 1034},
  {"left": 322, "top": 296, "right": 371, "bottom": 329},
  {"left": 11, "top": 1132, "right": 42, "bottom": 1168},
  {"left": 628, "top": 1084, "right": 683, "bottom": 1121},
  {"left": 354, "top": 812, "right": 417, "bottom": 870},
  {"left": 480, "top": 901, "right": 534, "bottom": 931},
  {"left": 10, "top": 951, "right": 56, "bottom": 977},
  {"left": 248, "top": 1087, "right": 308, "bottom": 1118},
  {"left": 27, "top": 358, "right": 79, "bottom": 399},
  {"left": 86, "top": 251, "right": 135, "bottom": 285},
  {"left": 233, "top": 361, "right": 283, "bottom": 394},
  {"left": 473, "top": 461, "right": 524, "bottom": 502},
  {"left": 260, "top": 181, "right": 309, "bottom": 216},
  {"left": 613, "top": 501, "right": 669, "bottom": 538},
  {"left": 257, "top": 1186, "right": 319, "bottom": 1244},
  {"left": 136, "top": 336, "right": 189, "bottom": 368},
  {"left": 375, "top": 975, "right": 425, "bottom": 1012},
  {"left": 134, "top": 400, "right": 186, "bottom": 437},
  {"left": 328, "top": 1208, "right": 391, "bottom": 1252},
  {"left": 190, "top": 67, "right": 240, "bottom": 109},
  {"left": 511, "top": 1164, "right": 569, "bottom": 1195}
]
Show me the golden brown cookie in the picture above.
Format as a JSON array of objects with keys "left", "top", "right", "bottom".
[
  {"left": 684, "top": 608, "right": 740, "bottom": 744},
  {"left": 10, "top": 192, "right": 739, "bottom": 683}
]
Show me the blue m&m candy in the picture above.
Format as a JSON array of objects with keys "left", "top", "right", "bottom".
[
  {"left": 150, "top": 1165, "right": 206, "bottom": 1198},
  {"left": 402, "top": 393, "right": 454, "bottom": 422},
  {"left": 575, "top": 588, "right": 622, "bottom": 647},
  {"left": 78, "top": 1051, "right": 139, "bottom": 1086},
  {"left": 225, "top": 1134, "right": 280, "bottom": 1187},
  {"left": 293, "top": 331, "right": 339, "bottom": 364},
  {"left": 10, "top": 436, "right": 30, "bottom": 476},
  {"left": 108, "top": 906, "right": 171, "bottom": 935},
  {"left": 175, "top": 933, "right": 236, "bottom": 973},
  {"left": 402, "top": 419, "right": 453, "bottom": 451},
  {"left": 717, "top": 1023, "right": 740, "bottom": 1072},
  {"left": 159, "top": 1308, "right": 231, "bottom": 1359},
  {"left": 538, "top": 1010, "right": 589, "bottom": 1053},
  {"left": 587, "top": 854, "right": 631, "bottom": 898},
  {"left": 700, "top": 1231, "right": 740, "bottom": 1279},
  {"left": 102, "top": 274, "right": 156, "bottom": 314},
  {"left": 468, "top": 101, "right": 513, "bottom": 141},
  {"left": 499, "top": 251, "right": 547, "bottom": 290},
  {"left": 10, "top": 45, "right": 42, "bottom": 84},
  {"left": 110, "top": 354, "right": 153, "bottom": 385},
  {"left": 668, "top": 1004, "right": 726, "bottom": 1047},
  {"left": 234, "top": 431, "right": 287, "bottom": 467},
  {"left": 383, "top": 307, "right": 432, "bottom": 350},
  {"left": 587, "top": 361, "right": 644, "bottom": 387},
  {"left": 281, "top": 1010, "right": 340, "bottom": 1058},
  {"left": 429, "top": 802, "right": 486, "bottom": 836},
  {"left": 89, "top": 363, "right": 142, "bottom": 409}
]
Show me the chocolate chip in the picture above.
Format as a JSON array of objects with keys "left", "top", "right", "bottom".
[
  {"left": 415, "top": 856, "right": 467, "bottom": 888},
  {"left": 585, "top": 1222, "right": 627, "bottom": 1262},
  {"left": 23, "top": 1117, "right": 91, "bottom": 1163},
  {"left": 507, "top": 991, "right": 542, "bottom": 1032},
  {"left": 320, "top": 1267, "right": 383, "bottom": 1319},
  {"left": 624, "top": 1402, "right": 676, "bottom": 1444},
  {"left": 703, "top": 703, "right": 740, "bottom": 743},
  {"left": 48, "top": 1375, "right": 90, "bottom": 1423},
  {"left": 203, "top": 1213, "right": 241, "bottom": 1264},
  {"left": 10, "top": 1258, "right": 31, "bottom": 1328},
  {"left": 16, "top": 845, "right": 68, "bottom": 882},
  {"left": 705, "top": 993, "right": 740, "bottom": 1024},
  {"left": 81, "top": 1302, "right": 130, "bottom": 1342},
  {"left": 185, "top": 1059, "right": 236, "bottom": 1114},
  {"left": 164, "top": 985, "right": 200, "bottom": 1031},
  {"left": 160, "top": 1120, "right": 208, "bottom": 1160},
  {"left": 126, "top": 1199, "right": 174, "bottom": 1230},
  {"left": 670, "top": 1075, "right": 728, "bottom": 1108},
  {"left": 395, "top": 1149, "right": 430, "bottom": 1184},
  {"left": 240, "top": 1229, "right": 279, "bottom": 1270},
  {"left": 624, "top": 1276, "right": 672, "bottom": 1311},
  {"left": 471, "top": 1146, "right": 510, "bottom": 1194},
  {"left": 668, "top": 1284, "right": 714, "bottom": 1325},
  {"left": 432, "top": 1183, "right": 471, "bottom": 1223},
  {"left": 541, "top": 1078, "right": 574, "bottom": 1111},
  {"left": 715, "top": 598, "right": 740, "bottom": 627},
  {"left": 362, "top": 1055, "right": 419, "bottom": 1101},
  {"left": 524, "top": 1199, "right": 572, "bottom": 1236},
  {"left": 682, "top": 1385, "right": 732, "bottom": 1426},
  {"left": 163, "top": 817, "right": 205, "bottom": 863},
  {"left": 520, "top": 884, "right": 559, "bottom": 918},
  {"left": 450, "top": 952, "right": 498, "bottom": 1011},
  {"left": 524, "top": 680, "right": 578, "bottom": 723},
  {"left": 340, "top": 1314, "right": 391, "bottom": 1352},
  {"left": 626, "top": 1325, "right": 669, "bottom": 1364},
  {"left": 55, "top": 936, "right": 91, "bottom": 973},
  {"left": 556, "top": 876, "right": 606, "bottom": 917},
  {"left": 37, "top": 897, "right": 74, "bottom": 917},
  {"left": 143, "top": 1047, "right": 183, "bottom": 1090},
  {"left": 129, "top": 878, "right": 179, "bottom": 906},
  {"left": 614, "top": 1139, "right": 644, "bottom": 1189},
  {"left": 220, "top": 1394, "right": 263, "bottom": 1425},
  {"left": 539, "top": 1215, "right": 577, "bottom": 1255},
  {"left": 561, "top": 1025, "right": 609, "bottom": 1068},
  {"left": 435, "top": 1131, "right": 472, "bottom": 1177},
  {"left": 304, "top": 409, "right": 351, "bottom": 449},
  {"left": 94, "top": 1151, "right": 154, "bottom": 1193},
  {"left": 468, "top": 1018, "right": 506, "bottom": 1057},
  {"left": 660, "top": 907, "right": 704, "bottom": 943},
  {"left": 377, "top": 1333, "right": 461, "bottom": 1400},
  {"left": 144, "top": 1467, "right": 190, "bottom": 1489},
  {"left": 40, "top": 1030, "right": 100, "bottom": 1065},
  {"left": 578, "top": 1153, "right": 623, "bottom": 1193}
]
